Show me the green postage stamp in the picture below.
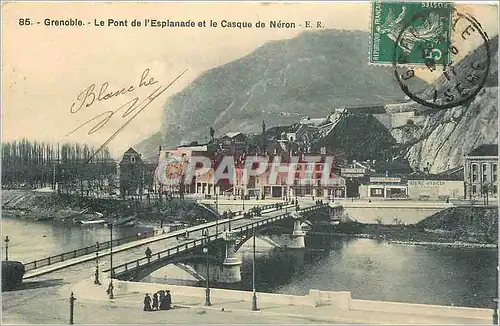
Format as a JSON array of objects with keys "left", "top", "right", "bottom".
[{"left": 370, "top": 1, "right": 454, "bottom": 66}]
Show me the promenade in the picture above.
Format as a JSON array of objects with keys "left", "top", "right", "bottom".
[{"left": 5, "top": 277, "right": 488, "bottom": 324}]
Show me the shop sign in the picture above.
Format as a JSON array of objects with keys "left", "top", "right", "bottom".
[{"left": 370, "top": 177, "right": 401, "bottom": 183}]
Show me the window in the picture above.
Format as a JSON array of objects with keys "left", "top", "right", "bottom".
[
  {"left": 494, "top": 164, "right": 498, "bottom": 182},
  {"left": 131, "top": 156, "right": 136, "bottom": 163},
  {"left": 472, "top": 185, "right": 477, "bottom": 194},
  {"left": 375, "top": 189, "right": 383, "bottom": 195},
  {"left": 482, "top": 163, "right": 488, "bottom": 182},
  {"left": 471, "top": 164, "right": 478, "bottom": 182}
]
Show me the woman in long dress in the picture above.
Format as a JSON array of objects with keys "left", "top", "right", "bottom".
[{"left": 143, "top": 293, "right": 152, "bottom": 311}]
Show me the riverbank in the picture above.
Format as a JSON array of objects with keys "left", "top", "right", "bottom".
[
  {"left": 327, "top": 206, "right": 498, "bottom": 247},
  {"left": 1, "top": 189, "right": 210, "bottom": 224}
]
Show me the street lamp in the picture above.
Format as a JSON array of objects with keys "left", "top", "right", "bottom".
[
  {"left": 108, "top": 223, "right": 114, "bottom": 299},
  {"left": 4, "top": 236, "right": 9, "bottom": 261},
  {"left": 215, "top": 191, "right": 219, "bottom": 235},
  {"left": 493, "top": 297, "right": 498, "bottom": 325},
  {"left": 252, "top": 228, "right": 258, "bottom": 311},
  {"left": 493, "top": 264, "right": 499, "bottom": 325},
  {"left": 94, "top": 241, "right": 101, "bottom": 285},
  {"left": 202, "top": 247, "right": 211, "bottom": 306}
]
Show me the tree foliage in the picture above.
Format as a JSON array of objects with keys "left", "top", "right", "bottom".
[{"left": 2, "top": 139, "right": 116, "bottom": 196}]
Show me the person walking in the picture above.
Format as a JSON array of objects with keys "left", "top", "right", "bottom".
[
  {"left": 145, "top": 247, "right": 152, "bottom": 261},
  {"left": 152, "top": 292, "right": 159, "bottom": 311},
  {"left": 143, "top": 293, "right": 152, "bottom": 311}
]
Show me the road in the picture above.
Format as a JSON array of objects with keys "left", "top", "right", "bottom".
[{"left": 24, "top": 202, "right": 301, "bottom": 282}]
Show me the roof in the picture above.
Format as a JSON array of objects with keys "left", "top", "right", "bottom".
[
  {"left": 123, "top": 147, "right": 140, "bottom": 155},
  {"left": 223, "top": 132, "right": 245, "bottom": 138},
  {"left": 120, "top": 147, "right": 143, "bottom": 164},
  {"left": 176, "top": 145, "right": 208, "bottom": 152},
  {"left": 467, "top": 144, "right": 498, "bottom": 156}
]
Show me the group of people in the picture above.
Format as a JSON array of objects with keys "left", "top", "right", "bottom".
[{"left": 143, "top": 290, "right": 172, "bottom": 311}]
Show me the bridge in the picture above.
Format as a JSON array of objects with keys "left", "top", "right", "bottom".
[
  {"left": 104, "top": 201, "right": 333, "bottom": 283},
  {"left": 22, "top": 200, "right": 339, "bottom": 282}
]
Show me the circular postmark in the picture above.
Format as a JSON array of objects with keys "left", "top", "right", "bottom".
[{"left": 392, "top": 6, "right": 491, "bottom": 110}]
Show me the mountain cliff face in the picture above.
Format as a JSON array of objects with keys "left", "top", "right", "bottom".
[
  {"left": 157, "top": 29, "right": 428, "bottom": 148},
  {"left": 392, "top": 88, "right": 498, "bottom": 173},
  {"left": 136, "top": 31, "right": 497, "bottom": 174},
  {"left": 390, "top": 36, "right": 498, "bottom": 173}
]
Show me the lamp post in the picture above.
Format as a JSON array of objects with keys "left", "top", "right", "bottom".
[
  {"left": 252, "top": 228, "right": 258, "bottom": 311},
  {"left": 202, "top": 247, "right": 211, "bottom": 306},
  {"left": 69, "top": 292, "right": 76, "bottom": 325},
  {"left": 242, "top": 193, "right": 245, "bottom": 212},
  {"left": 215, "top": 191, "right": 219, "bottom": 235},
  {"left": 108, "top": 223, "right": 114, "bottom": 299},
  {"left": 493, "top": 297, "right": 498, "bottom": 325},
  {"left": 493, "top": 264, "right": 499, "bottom": 325},
  {"left": 94, "top": 241, "right": 101, "bottom": 285},
  {"left": 4, "top": 236, "right": 9, "bottom": 261}
]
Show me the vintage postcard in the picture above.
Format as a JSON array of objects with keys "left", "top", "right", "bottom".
[{"left": 1, "top": 1, "right": 499, "bottom": 325}]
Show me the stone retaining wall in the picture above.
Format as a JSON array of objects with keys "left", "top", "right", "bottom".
[{"left": 112, "top": 280, "right": 491, "bottom": 319}]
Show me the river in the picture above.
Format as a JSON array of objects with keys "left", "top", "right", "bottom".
[{"left": 1, "top": 216, "right": 497, "bottom": 308}]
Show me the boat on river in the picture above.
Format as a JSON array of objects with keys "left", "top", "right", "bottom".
[
  {"left": 107, "top": 215, "right": 137, "bottom": 226},
  {"left": 80, "top": 218, "right": 106, "bottom": 225}
]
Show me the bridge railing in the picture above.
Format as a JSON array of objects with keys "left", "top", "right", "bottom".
[
  {"left": 108, "top": 205, "right": 307, "bottom": 277},
  {"left": 107, "top": 202, "right": 326, "bottom": 277},
  {"left": 107, "top": 233, "right": 220, "bottom": 277},
  {"left": 23, "top": 202, "right": 290, "bottom": 272},
  {"left": 23, "top": 228, "right": 165, "bottom": 272}
]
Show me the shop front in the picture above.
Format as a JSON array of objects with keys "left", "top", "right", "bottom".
[{"left": 367, "top": 177, "right": 407, "bottom": 199}]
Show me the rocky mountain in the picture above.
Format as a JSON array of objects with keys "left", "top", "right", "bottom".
[
  {"left": 390, "top": 35, "right": 498, "bottom": 173},
  {"left": 136, "top": 31, "right": 498, "bottom": 174},
  {"left": 316, "top": 114, "right": 398, "bottom": 161},
  {"left": 136, "top": 29, "right": 428, "bottom": 158}
]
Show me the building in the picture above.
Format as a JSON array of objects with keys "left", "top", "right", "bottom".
[
  {"left": 359, "top": 176, "right": 408, "bottom": 198},
  {"left": 285, "top": 125, "right": 312, "bottom": 143},
  {"left": 119, "top": 147, "right": 145, "bottom": 197},
  {"left": 407, "top": 174, "right": 464, "bottom": 201},
  {"left": 464, "top": 144, "right": 498, "bottom": 200},
  {"left": 219, "top": 132, "right": 247, "bottom": 151},
  {"left": 195, "top": 168, "right": 219, "bottom": 196},
  {"left": 156, "top": 145, "right": 212, "bottom": 195}
]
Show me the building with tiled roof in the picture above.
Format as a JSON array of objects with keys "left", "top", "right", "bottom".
[{"left": 464, "top": 144, "right": 498, "bottom": 201}]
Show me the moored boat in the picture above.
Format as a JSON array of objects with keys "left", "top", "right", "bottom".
[{"left": 80, "top": 218, "right": 106, "bottom": 225}]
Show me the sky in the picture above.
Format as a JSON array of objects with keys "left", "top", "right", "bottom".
[{"left": 2, "top": 2, "right": 498, "bottom": 159}]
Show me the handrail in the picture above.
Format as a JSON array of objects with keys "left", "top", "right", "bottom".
[
  {"left": 105, "top": 233, "right": 220, "bottom": 276},
  {"left": 107, "top": 202, "right": 326, "bottom": 277},
  {"left": 23, "top": 201, "right": 290, "bottom": 272}
]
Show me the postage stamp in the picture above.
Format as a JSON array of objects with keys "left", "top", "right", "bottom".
[
  {"left": 392, "top": 6, "right": 492, "bottom": 110},
  {"left": 370, "top": 1, "right": 454, "bottom": 66}
]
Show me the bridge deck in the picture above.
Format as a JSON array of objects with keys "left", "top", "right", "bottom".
[
  {"left": 23, "top": 202, "right": 321, "bottom": 279},
  {"left": 107, "top": 203, "right": 329, "bottom": 279}
]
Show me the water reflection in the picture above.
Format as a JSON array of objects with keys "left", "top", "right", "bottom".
[{"left": 2, "top": 216, "right": 153, "bottom": 262}]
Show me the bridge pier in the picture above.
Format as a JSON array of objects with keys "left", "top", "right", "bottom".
[
  {"left": 220, "top": 232, "right": 242, "bottom": 283},
  {"left": 289, "top": 214, "right": 305, "bottom": 249}
]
